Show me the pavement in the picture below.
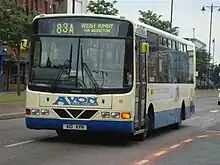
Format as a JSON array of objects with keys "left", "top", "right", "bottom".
[{"left": 0, "top": 90, "right": 219, "bottom": 165}]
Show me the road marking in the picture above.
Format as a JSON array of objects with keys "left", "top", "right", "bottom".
[
  {"left": 186, "top": 116, "right": 200, "bottom": 121},
  {"left": 210, "top": 110, "right": 219, "bottom": 113},
  {"left": 132, "top": 133, "right": 220, "bottom": 165},
  {"left": 201, "top": 118, "right": 215, "bottom": 128},
  {"left": 183, "top": 138, "right": 194, "bottom": 143},
  {"left": 196, "top": 135, "right": 208, "bottom": 138},
  {"left": 136, "top": 160, "right": 149, "bottom": 165},
  {"left": 204, "top": 118, "right": 215, "bottom": 123},
  {"left": 169, "top": 144, "right": 180, "bottom": 149},
  {"left": 5, "top": 140, "right": 36, "bottom": 148},
  {"left": 154, "top": 151, "right": 166, "bottom": 156},
  {"left": 4, "top": 135, "right": 56, "bottom": 148}
]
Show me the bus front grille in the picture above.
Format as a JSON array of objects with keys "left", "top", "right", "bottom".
[
  {"left": 77, "top": 110, "right": 98, "bottom": 119},
  {"left": 66, "top": 109, "right": 83, "bottom": 118},
  {"left": 53, "top": 108, "right": 98, "bottom": 119},
  {"left": 53, "top": 109, "right": 72, "bottom": 119}
]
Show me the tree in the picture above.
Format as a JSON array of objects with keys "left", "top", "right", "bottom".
[
  {"left": 87, "top": 0, "right": 119, "bottom": 15},
  {"left": 0, "top": 0, "right": 39, "bottom": 95},
  {"left": 138, "top": 10, "right": 179, "bottom": 35},
  {"left": 196, "top": 49, "right": 212, "bottom": 88}
]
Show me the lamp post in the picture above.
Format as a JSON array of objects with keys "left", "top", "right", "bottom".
[
  {"left": 170, "top": 0, "right": 174, "bottom": 30},
  {"left": 201, "top": 4, "right": 220, "bottom": 87},
  {"left": 212, "top": 38, "right": 215, "bottom": 66}
]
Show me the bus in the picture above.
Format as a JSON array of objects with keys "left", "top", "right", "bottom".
[{"left": 25, "top": 13, "right": 196, "bottom": 141}]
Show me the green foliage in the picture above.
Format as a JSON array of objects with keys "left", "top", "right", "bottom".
[
  {"left": 0, "top": 0, "right": 39, "bottom": 47},
  {"left": 87, "top": 0, "right": 119, "bottom": 15},
  {"left": 138, "top": 10, "right": 179, "bottom": 35},
  {"left": 196, "top": 49, "right": 211, "bottom": 73},
  {"left": 211, "top": 64, "right": 220, "bottom": 87}
]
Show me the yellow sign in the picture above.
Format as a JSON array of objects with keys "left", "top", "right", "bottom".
[{"left": 20, "top": 39, "right": 28, "bottom": 50}]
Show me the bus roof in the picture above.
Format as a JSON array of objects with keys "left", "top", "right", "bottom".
[
  {"left": 33, "top": 13, "right": 127, "bottom": 22},
  {"left": 33, "top": 13, "right": 194, "bottom": 47},
  {"left": 133, "top": 21, "right": 194, "bottom": 47}
]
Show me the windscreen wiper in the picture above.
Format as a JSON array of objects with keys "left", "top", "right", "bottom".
[
  {"left": 92, "top": 69, "right": 108, "bottom": 87},
  {"left": 52, "top": 45, "right": 73, "bottom": 92},
  {"left": 79, "top": 45, "right": 99, "bottom": 90},
  {"left": 51, "top": 59, "right": 70, "bottom": 92}
]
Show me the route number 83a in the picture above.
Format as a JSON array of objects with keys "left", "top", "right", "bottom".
[{"left": 56, "top": 23, "right": 74, "bottom": 34}]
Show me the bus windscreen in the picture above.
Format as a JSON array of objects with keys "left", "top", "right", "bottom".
[{"left": 34, "top": 17, "right": 133, "bottom": 37}]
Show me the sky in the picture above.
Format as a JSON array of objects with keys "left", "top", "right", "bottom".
[{"left": 115, "top": 0, "right": 220, "bottom": 64}]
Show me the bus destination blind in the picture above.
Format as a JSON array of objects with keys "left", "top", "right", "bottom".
[{"left": 37, "top": 18, "right": 120, "bottom": 36}]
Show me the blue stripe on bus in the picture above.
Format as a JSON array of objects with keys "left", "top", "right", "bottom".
[
  {"left": 154, "top": 105, "right": 195, "bottom": 128},
  {"left": 25, "top": 118, "right": 134, "bottom": 133}
]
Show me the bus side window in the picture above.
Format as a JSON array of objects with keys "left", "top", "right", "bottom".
[
  {"left": 135, "top": 35, "right": 140, "bottom": 83},
  {"left": 146, "top": 31, "right": 158, "bottom": 83}
]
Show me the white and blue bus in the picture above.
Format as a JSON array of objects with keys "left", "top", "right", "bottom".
[{"left": 25, "top": 13, "right": 196, "bottom": 140}]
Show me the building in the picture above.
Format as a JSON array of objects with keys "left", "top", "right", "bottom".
[
  {"left": 15, "top": 0, "right": 60, "bottom": 14},
  {"left": 184, "top": 37, "right": 207, "bottom": 50},
  {"left": 59, "top": 0, "right": 89, "bottom": 13},
  {"left": 2, "top": 0, "right": 62, "bottom": 92}
]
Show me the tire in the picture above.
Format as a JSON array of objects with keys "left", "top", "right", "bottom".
[
  {"left": 218, "top": 101, "right": 220, "bottom": 105},
  {"left": 173, "top": 106, "right": 184, "bottom": 130}
]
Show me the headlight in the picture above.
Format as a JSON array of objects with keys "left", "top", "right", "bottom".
[
  {"left": 101, "top": 112, "right": 110, "bottom": 118},
  {"left": 31, "top": 109, "right": 40, "bottom": 115},
  {"left": 41, "top": 109, "right": 49, "bottom": 116},
  {"left": 111, "top": 112, "right": 120, "bottom": 119}
]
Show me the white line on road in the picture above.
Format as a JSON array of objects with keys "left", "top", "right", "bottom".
[
  {"left": 4, "top": 135, "right": 56, "bottom": 148},
  {"left": 201, "top": 118, "right": 215, "bottom": 128},
  {"left": 183, "top": 138, "right": 194, "bottom": 143},
  {"left": 204, "top": 118, "right": 214, "bottom": 123},
  {"left": 196, "top": 135, "right": 208, "bottom": 138},
  {"left": 210, "top": 110, "right": 219, "bottom": 113},
  {"left": 169, "top": 144, "right": 180, "bottom": 149},
  {"left": 186, "top": 116, "right": 200, "bottom": 121},
  {"left": 154, "top": 151, "right": 166, "bottom": 156},
  {"left": 136, "top": 160, "right": 149, "bottom": 165},
  {"left": 5, "top": 140, "right": 35, "bottom": 148}
]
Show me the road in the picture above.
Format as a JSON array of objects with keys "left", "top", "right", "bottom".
[{"left": 0, "top": 92, "right": 219, "bottom": 165}]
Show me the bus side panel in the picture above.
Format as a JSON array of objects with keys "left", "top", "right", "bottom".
[
  {"left": 183, "top": 85, "right": 195, "bottom": 119},
  {"left": 147, "top": 83, "right": 194, "bottom": 129}
]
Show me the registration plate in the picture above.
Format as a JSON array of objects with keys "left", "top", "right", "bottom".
[{"left": 63, "top": 124, "right": 87, "bottom": 130}]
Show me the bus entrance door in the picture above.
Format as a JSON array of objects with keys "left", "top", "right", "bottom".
[{"left": 135, "top": 37, "right": 147, "bottom": 131}]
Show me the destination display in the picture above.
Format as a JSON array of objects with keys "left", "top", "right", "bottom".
[{"left": 36, "top": 17, "right": 132, "bottom": 37}]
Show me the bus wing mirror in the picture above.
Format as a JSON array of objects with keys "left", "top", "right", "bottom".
[{"left": 141, "top": 42, "right": 149, "bottom": 54}]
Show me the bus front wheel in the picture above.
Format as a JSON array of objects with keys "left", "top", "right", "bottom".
[{"left": 173, "top": 104, "right": 185, "bottom": 129}]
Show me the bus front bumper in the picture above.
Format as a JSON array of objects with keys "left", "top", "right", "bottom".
[{"left": 25, "top": 117, "right": 135, "bottom": 134}]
